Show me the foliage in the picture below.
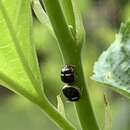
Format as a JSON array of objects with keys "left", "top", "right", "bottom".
[
  {"left": 92, "top": 21, "right": 130, "bottom": 98},
  {"left": 1, "top": 0, "right": 130, "bottom": 130}
]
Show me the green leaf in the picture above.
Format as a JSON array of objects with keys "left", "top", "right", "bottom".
[
  {"left": 32, "top": 0, "right": 50, "bottom": 26},
  {"left": 92, "top": 21, "right": 130, "bottom": 98},
  {"left": 57, "top": 95, "right": 66, "bottom": 117},
  {"left": 59, "top": 0, "right": 76, "bottom": 36},
  {"left": 102, "top": 95, "right": 112, "bottom": 130},
  {"left": 72, "top": 0, "right": 85, "bottom": 46},
  {"left": 59, "top": 0, "right": 85, "bottom": 46},
  {"left": 32, "top": 0, "right": 56, "bottom": 39},
  {"left": 0, "top": 0, "right": 43, "bottom": 100}
]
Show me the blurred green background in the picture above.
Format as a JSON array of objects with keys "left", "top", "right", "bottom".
[{"left": 1, "top": 0, "right": 130, "bottom": 130}]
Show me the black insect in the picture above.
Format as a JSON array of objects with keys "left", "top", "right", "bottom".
[
  {"left": 61, "top": 65, "right": 75, "bottom": 84},
  {"left": 62, "top": 85, "right": 80, "bottom": 101}
]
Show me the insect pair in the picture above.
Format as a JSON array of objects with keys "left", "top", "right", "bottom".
[{"left": 61, "top": 65, "right": 80, "bottom": 102}]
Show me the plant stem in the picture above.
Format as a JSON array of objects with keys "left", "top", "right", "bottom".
[
  {"left": 43, "top": 0, "right": 76, "bottom": 63},
  {"left": 41, "top": 0, "right": 100, "bottom": 129},
  {"left": 74, "top": 56, "right": 100, "bottom": 130},
  {"left": 63, "top": 52, "right": 100, "bottom": 130}
]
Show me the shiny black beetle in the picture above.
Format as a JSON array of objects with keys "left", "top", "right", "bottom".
[
  {"left": 61, "top": 65, "right": 75, "bottom": 84},
  {"left": 62, "top": 85, "right": 80, "bottom": 101}
]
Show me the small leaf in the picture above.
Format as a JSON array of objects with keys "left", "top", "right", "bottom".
[
  {"left": 58, "top": 0, "right": 85, "bottom": 45},
  {"left": 32, "top": 0, "right": 51, "bottom": 29},
  {"left": 102, "top": 95, "right": 112, "bottom": 130},
  {"left": 32, "top": 0, "right": 55, "bottom": 38},
  {"left": 72, "top": 0, "right": 85, "bottom": 46},
  {"left": 32, "top": 0, "right": 49, "bottom": 24},
  {"left": 57, "top": 95, "right": 66, "bottom": 117},
  {"left": 92, "top": 21, "right": 130, "bottom": 98},
  {"left": 59, "top": 0, "right": 76, "bottom": 35},
  {"left": 0, "top": 0, "right": 43, "bottom": 100}
]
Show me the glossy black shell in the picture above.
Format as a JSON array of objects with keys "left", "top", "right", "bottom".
[
  {"left": 62, "top": 85, "right": 80, "bottom": 101},
  {"left": 61, "top": 65, "right": 74, "bottom": 84}
]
